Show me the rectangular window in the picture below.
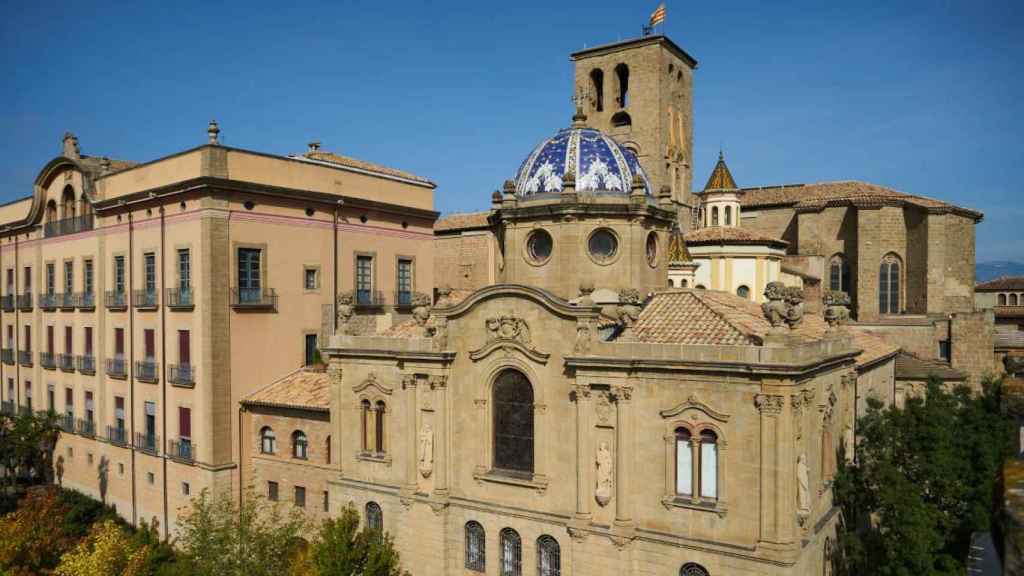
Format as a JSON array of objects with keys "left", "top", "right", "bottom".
[
  {"left": 304, "top": 268, "right": 317, "bottom": 290},
  {"left": 114, "top": 328, "right": 124, "bottom": 357},
  {"left": 5, "top": 269, "right": 12, "bottom": 294},
  {"left": 700, "top": 442, "right": 718, "bottom": 499},
  {"left": 178, "top": 249, "right": 191, "bottom": 290},
  {"left": 85, "top": 391, "right": 94, "bottom": 422},
  {"left": 304, "top": 334, "right": 317, "bottom": 367},
  {"left": 6, "top": 325, "right": 12, "bottom": 348},
  {"left": 23, "top": 266, "right": 31, "bottom": 292},
  {"left": 85, "top": 327, "right": 93, "bottom": 355},
  {"left": 83, "top": 259, "right": 94, "bottom": 295},
  {"left": 147, "top": 472, "right": 154, "bottom": 485},
  {"left": 63, "top": 261, "right": 73, "bottom": 295},
  {"left": 23, "top": 325, "right": 31, "bottom": 352},
  {"left": 47, "top": 325, "right": 54, "bottom": 354},
  {"left": 24, "top": 382, "right": 31, "bottom": 410},
  {"left": 46, "top": 263, "right": 55, "bottom": 295},
  {"left": 182, "top": 482, "right": 190, "bottom": 496},
  {"left": 294, "top": 486, "right": 306, "bottom": 508},
  {"left": 114, "top": 256, "right": 125, "bottom": 293},
  {"left": 676, "top": 440, "right": 692, "bottom": 496},
  {"left": 323, "top": 490, "right": 329, "bottom": 512},
  {"left": 178, "top": 330, "right": 191, "bottom": 364},
  {"left": 144, "top": 401, "right": 156, "bottom": 438},
  {"left": 65, "top": 388, "right": 73, "bottom": 417},
  {"left": 144, "top": 329, "right": 155, "bottom": 360},
  {"left": 47, "top": 386, "right": 54, "bottom": 411},
  {"left": 356, "top": 255, "right": 373, "bottom": 304},
  {"left": 6, "top": 378, "right": 13, "bottom": 401},
  {"left": 115, "top": 396, "right": 125, "bottom": 430},
  {"left": 268, "top": 481, "right": 279, "bottom": 501},
  {"left": 179, "top": 407, "right": 191, "bottom": 439},
  {"left": 144, "top": 253, "right": 156, "bottom": 294},
  {"left": 238, "top": 248, "right": 261, "bottom": 293},
  {"left": 938, "top": 340, "right": 951, "bottom": 361},
  {"left": 65, "top": 326, "right": 72, "bottom": 354},
  {"left": 397, "top": 259, "right": 413, "bottom": 306}
]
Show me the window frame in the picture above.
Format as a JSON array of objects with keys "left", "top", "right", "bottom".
[
  {"left": 492, "top": 369, "right": 535, "bottom": 476},
  {"left": 465, "top": 521, "right": 486, "bottom": 572},
  {"left": 260, "top": 426, "right": 276, "bottom": 454},
  {"left": 499, "top": 528, "right": 522, "bottom": 576},
  {"left": 292, "top": 430, "right": 309, "bottom": 460},
  {"left": 536, "top": 535, "right": 560, "bottom": 576}
]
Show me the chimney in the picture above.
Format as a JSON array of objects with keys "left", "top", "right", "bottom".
[
  {"left": 308, "top": 141, "right": 321, "bottom": 153},
  {"left": 207, "top": 120, "right": 220, "bottom": 145},
  {"left": 62, "top": 132, "right": 80, "bottom": 159}
]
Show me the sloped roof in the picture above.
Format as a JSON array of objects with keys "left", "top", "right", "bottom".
[
  {"left": 300, "top": 150, "right": 434, "bottom": 186},
  {"left": 666, "top": 226, "right": 692, "bottom": 262},
  {"left": 703, "top": 151, "right": 737, "bottom": 191},
  {"left": 977, "top": 276, "right": 1024, "bottom": 291},
  {"left": 620, "top": 289, "right": 897, "bottom": 368},
  {"left": 684, "top": 226, "right": 788, "bottom": 248},
  {"left": 242, "top": 367, "right": 331, "bottom": 412},
  {"left": 739, "top": 181, "right": 982, "bottom": 220},
  {"left": 894, "top": 352, "right": 967, "bottom": 381},
  {"left": 435, "top": 211, "right": 491, "bottom": 233}
]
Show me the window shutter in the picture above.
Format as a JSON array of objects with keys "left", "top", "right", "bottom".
[
  {"left": 179, "top": 331, "right": 191, "bottom": 364},
  {"left": 179, "top": 407, "right": 191, "bottom": 438}
]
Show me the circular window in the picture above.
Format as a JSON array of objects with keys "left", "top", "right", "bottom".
[
  {"left": 646, "top": 232, "right": 658, "bottom": 267},
  {"left": 525, "top": 229, "right": 553, "bottom": 264},
  {"left": 588, "top": 229, "right": 619, "bottom": 264},
  {"left": 737, "top": 285, "right": 750, "bottom": 299}
]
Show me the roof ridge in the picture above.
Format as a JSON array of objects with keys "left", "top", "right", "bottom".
[
  {"left": 689, "top": 290, "right": 758, "bottom": 343},
  {"left": 242, "top": 364, "right": 307, "bottom": 401}
]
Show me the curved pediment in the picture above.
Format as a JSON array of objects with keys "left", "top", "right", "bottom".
[
  {"left": 434, "top": 283, "right": 598, "bottom": 321},
  {"left": 469, "top": 338, "right": 550, "bottom": 364},
  {"left": 660, "top": 394, "right": 731, "bottom": 423},
  {"left": 351, "top": 372, "right": 393, "bottom": 396},
  {"left": 1, "top": 156, "right": 90, "bottom": 234}
]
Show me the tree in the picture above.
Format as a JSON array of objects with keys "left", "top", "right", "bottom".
[
  {"left": 833, "top": 377, "right": 1010, "bottom": 575},
  {"left": 175, "top": 488, "right": 308, "bottom": 576},
  {"left": 54, "top": 519, "right": 149, "bottom": 576},
  {"left": 291, "top": 504, "right": 407, "bottom": 576}
]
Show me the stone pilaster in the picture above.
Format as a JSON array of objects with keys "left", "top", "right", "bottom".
[
  {"left": 404, "top": 375, "right": 418, "bottom": 492},
  {"left": 613, "top": 385, "right": 633, "bottom": 527},
  {"left": 572, "top": 384, "right": 592, "bottom": 520},
  {"left": 755, "top": 392, "right": 791, "bottom": 547},
  {"left": 431, "top": 376, "right": 448, "bottom": 495}
]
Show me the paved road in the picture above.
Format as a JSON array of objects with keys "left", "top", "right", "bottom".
[{"left": 968, "top": 532, "right": 1003, "bottom": 576}]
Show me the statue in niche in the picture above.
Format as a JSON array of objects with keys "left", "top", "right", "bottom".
[
  {"left": 797, "top": 453, "right": 811, "bottom": 515},
  {"left": 418, "top": 423, "right": 434, "bottom": 478},
  {"left": 595, "top": 442, "right": 613, "bottom": 507}
]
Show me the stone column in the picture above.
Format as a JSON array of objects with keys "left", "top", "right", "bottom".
[
  {"left": 572, "top": 384, "right": 592, "bottom": 519},
  {"left": 613, "top": 386, "right": 633, "bottom": 526},
  {"left": 433, "top": 376, "right": 448, "bottom": 495},
  {"left": 328, "top": 362, "right": 344, "bottom": 475},
  {"left": 755, "top": 393, "right": 788, "bottom": 545},
  {"left": 404, "top": 375, "right": 418, "bottom": 491}
]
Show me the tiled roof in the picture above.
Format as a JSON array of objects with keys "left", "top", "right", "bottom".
[
  {"left": 894, "top": 352, "right": 967, "bottom": 381},
  {"left": 703, "top": 152, "right": 737, "bottom": 191},
  {"left": 242, "top": 367, "right": 331, "bottom": 412},
  {"left": 977, "top": 277, "right": 1024, "bottom": 291},
  {"left": 435, "top": 211, "right": 491, "bottom": 232},
  {"left": 301, "top": 150, "right": 434, "bottom": 186},
  {"left": 739, "top": 181, "right": 982, "bottom": 220},
  {"left": 683, "top": 226, "right": 788, "bottom": 247},
  {"left": 620, "top": 289, "right": 898, "bottom": 368},
  {"left": 666, "top": 226, "right": 692, "bottom": 262}
]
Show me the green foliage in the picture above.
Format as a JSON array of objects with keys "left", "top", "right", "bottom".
[
  {"left": 833, "top": 376, "right": 1011, "bottom": 575},
  {"left": 302, "top": 504, "right": 407, "bottom": 576},
  {"left": 0, "top": 409, "right": 62, "bottom": 490}
]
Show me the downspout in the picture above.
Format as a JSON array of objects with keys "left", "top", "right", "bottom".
[
  {"left": 238, "top": 406, "right": 244, "bottom": 508},
  {"left": 128, "top": 207, "right": 137, "bottom": 527},
  {"left": 13, "top": 234, "right": 19, "bottom": 408},
  {"left": 159, "top": 204, "right": 169, "bottom": 537},
  {"left": 333, "top": 200, "right": 344, "bottom": 333}
]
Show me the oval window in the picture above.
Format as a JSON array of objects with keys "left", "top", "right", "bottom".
[
  {"left": 646, "top": 232, "right": 658, "bottom": 267},
  {"left": 737, "top": 285, "right": 750, "bottom": 299},
  {"left": 526, "top": 230, "right": 553, "bottom": 264},
  {"left": 588, "top": 229, "right": 619, "bottom": 263}
]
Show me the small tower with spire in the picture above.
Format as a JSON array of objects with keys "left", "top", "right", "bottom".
[
  {"left": 666, "top": 224, "right": 700, "bottom": 288},
  {"left": 698, "top": 151, "right": 742, "bottom": 228}
]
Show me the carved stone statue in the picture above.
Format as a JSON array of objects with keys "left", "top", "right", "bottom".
[
  {"left": 485, "top": 314, "right": 531, "bottom": 345},
  {"left": 822, "top": 290, "right": 851, "bottom": 328},
  {"left": 784, "top": 286, "right": 805, "bottom": 328},
  {"left": 797, "top": 453, "right": 811, "bottom": 514},
  {"left": 761, "top": 282, "right": 788, "bottom": 328},
  {"left": 573, "top": 321, "right": 592, "bottom": 355},
  {"left": 595, "top": 441, "right": 613, "bottom": 507},
  {"left": 336, "top": 292, "right": 356, "bottom": 335},
  {"left": 613, "top": 288, "right": 643, "bottom": 328},
  {"left": 435, "top": 285, "right": 453, "bottom": 308},
  {"left": 418, "top": 423, "right": 434, "bottom": 478}
]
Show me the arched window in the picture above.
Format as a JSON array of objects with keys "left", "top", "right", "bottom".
[
  {"left": 374, "top": 400, "right": 386, "bottom": 454},
  {"left": 260, "top": 426, "right": 276, "bottom": 454},
  {"left": 614, "top": 64, "right": 629, "bottom": 107},
  {"left": 292, "top": 430, "right": 308, "bottom": 459},
  {"left": 61, "top": 186, "right": 76, "bottom": 220},
  {"left": 465, "top": 521, "right": 485, "bottom": 572},
  {"left": 365, "top": 501, "right": 383, "bottom": 533},
  {"left": 668, "top": 278, "right": 676, "bottom": 288},
  {"left": 360, "top": 399, "right": 371, "bottom": 452},
  {"left": 829, "top": 255, "right": 851, "bottom": 294},
  {"left": 879, "top": 254, "right": 901, "bottom": 315},
  {"left": 537, "top": 535, "right": 560, "bottom": 576},
  {"left": 736, "top": 285, "right": 750, "bottom": 299},
  {"left": 680, "top": 563, "right": 710, "bottom": 576},
  {"left": 46, "top": 200, "right": 58, "bottom": 223},
  {"left": 325, "top": 435, "right": 331, "bottom": 464},
  {"left": 695, "top": 284, "right": 706, "bottom": 290},
  {"left": 610, "top": 111, "right": 632, "bottom": 127},
  {"left": 711, "top": 206, "right": 719, "bottom": 226},
  {"left": 493, "top": 369, "right": 534, "bottom": 474},
  {"left": 699, "top": 430, "right": 718, "bottom": 499},
  {"left": 499, "top": 528, "right": 522, "bottom": 576},
  {"left": 1012, "top": 294, "right": 1020, "bottom": 306},
  {"left": 999, "top": 293, "right": 1007, "bottom": 305},
  {"left": 590, "top": 69, "right": 604, "bottom": 112},
  {"left": 675, "top": 427, "right": 692, "bottom": 496},
  {"left": 724, "top": 206, "right": 732, "bottom": 226},
  {"left": 681, "top": 279, "right": 689, "bottom": 288}
]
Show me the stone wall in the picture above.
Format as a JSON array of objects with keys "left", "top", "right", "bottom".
[
  {"left": 247, "top": 409, "right": 334, "bottom": 520},
  {"left": 433, "top": 231, "right": 494, "bottom": 293},
  {"left": 951, "top": 310, "right": 995, "bottom": 387}
]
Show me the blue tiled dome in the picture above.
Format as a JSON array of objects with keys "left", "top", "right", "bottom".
[{"left": 514, "top": 127, "right": 650, "bottom": 196}]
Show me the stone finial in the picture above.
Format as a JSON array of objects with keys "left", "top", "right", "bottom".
[
  {"left": 307, "top": 140, "right": 321, "bottom": 153},
  {"left": 207, "top": 120, "right": 220, "bottom": 145},
  {"left": 630, "top": 173, "right": 646, "bottom": 195},
  {"left": 613, "top": 288, "right": 643, "bottom": 328},
  {"left": 657, "top": 184, "right": 672, "bottom": 206},
  {"left": 761, "top": 281, "right": 788, "bottom": 329},
  {"left": 561, "top": 170, "right": 577, "bottom": 203},
  {"left": 502, "top": 179, "right": 516, "bottom": 196},
  {"left": 435, "top": 285, "right": 453, "bottom": 308},
  {"left": 578, "top": 280, "right": 595, "bottom": 306},
  {"left": 571, "top": 105, "right": 588, "bottom": 128},
  {"left": 784, "top": 286, "right": 805, "bottom": 328},
  {"left": 99, "top": 157, "right": 112, "bottom": 173},
  {"left": 822, "top": 290, "right": 851, "bottom": 328},
  {"left": 62, "top": 132, "right": 80, "bottom": 159}
]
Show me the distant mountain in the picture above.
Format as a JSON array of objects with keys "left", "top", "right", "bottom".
[{"left": 977, "top": 261, "right": 1024, "bottom": 283}]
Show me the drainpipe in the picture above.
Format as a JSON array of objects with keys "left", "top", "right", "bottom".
[
  {"left": 127, "top": 206, "right": 137, "bottom": 527},
  {"left": 333, "top": 200, "right": 344, "bottom": 333},
  {"left": 159, "top": 204, "right": 169, "bottom": 538}
]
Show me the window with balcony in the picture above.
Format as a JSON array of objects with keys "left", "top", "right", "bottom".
[
  {"left": 355, "top": 255, "right": 375, "bottom": 306},
  {"left": 78, "top": 326, "right": 95, "bottom": 374},
  {"left": 108, "top": 328, "right": 126, "bottom": 378},
  {"left": 107, "top": 256, "right": 126, "bottom": 309},
  {"left": 82, "top": 259, "right": 94, "bottom": 308},
  {"left": 396, "top": 258, "right": 413, "bottom": 307},
  {"left": 136, "top": 253, "right": 158, "bottom": 309},
  {"left": 19, "top": 325, "right": 32, "bottom": 366},
  {"left": 137, "top": 329, "right": 157, "bottom": 382},
  {"left": 24, "top": 382, "right": 32, "bottom": 412},
  {"left": 62, "top": 261, "right": 74, "bottom": 308},
  {"left": 46, "top": 263, "right": 55, "bottom": 295},
  {"left": 60, "top": 326, "right": 74, "bottom": 371},
  {"left": 238, "top": 248, "right": 261, "bottom": 301},
  {"left": 110, "top": 396, "right": 126, "bottom": 445},
  {"left": 139, "top": 401, "right": 157, "bottom": 453},
  {"left": 41, "top": 326, "right": 55, "bottom": 369},
  {"left": 170, "top": 249, "right": 193, "bottom": 308},
  {"left": 174, "top": 407, "right": 193, "bottom": 462},
  {"left": 171, "top": 330, "right": 193, "bottom": 386}
]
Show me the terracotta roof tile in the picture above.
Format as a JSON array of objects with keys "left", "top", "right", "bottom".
[
  {"left": 894, "top": 352, "right": 967, "bottom": 381},
  {"left": 242, "top": 367, "right": 331, "bottom": 412},
  {"left": 300, "top": 150, "right": 434, "bottom": 186},
  {"left": 977, "top": 277, "right": 1024, "bottom": 291},
  {"left": 739, "top": 181, "right": 982, "bottom": 220},
  {"left": 435, "top": 211, "right": 491, "bottom": 232},
  {"left": 683, "top": 226, "right": 788, "bottom": 247}
]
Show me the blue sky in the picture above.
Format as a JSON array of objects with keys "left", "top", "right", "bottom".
[{"left": 1, "top": 0, "right": 1021, "bottom": 260}]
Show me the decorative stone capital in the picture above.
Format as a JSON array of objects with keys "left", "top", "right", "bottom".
[{"left": 754, "top": 393, "right": 785, "bottom": 415}]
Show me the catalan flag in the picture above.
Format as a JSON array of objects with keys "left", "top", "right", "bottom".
[{"left": 649, "top": 2, "right": 666, "bottom": 27}]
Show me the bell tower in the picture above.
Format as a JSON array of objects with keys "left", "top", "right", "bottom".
[{"left": 571, "top": 35, "right": 697, "bottom": 226}]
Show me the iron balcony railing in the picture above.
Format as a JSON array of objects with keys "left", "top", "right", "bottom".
[
  {"left": 169, "top": 363, "right": 195, "bottom": 387},
  {"left": 76, "top": 418, "right": 96, "bottom": 438},
  {"left": 107, "top": 425, "right": 128, "bottom": 446},
  {"left": 59, "top": 292, "right": 75, "bottom": 310},
  {"left": 1, "top": 400, "right": 13, "bottom": 415},
  {"left": 106, "top": 356, "right": 126, "bottom": 378},
  {"left": 133, "top": 289, "right": 158, "bottom": 310},
  {"left": 40, "top": 352, "right": 55, "bottom": 370},
  {"left": 58, "top": 353, "right": 75, "bottom": 372},
  {"left": 0, "top": 294, "right": 13, "bottom": 312},
  {"left": 134, "top": 432, "right": 159, "bottom": 455},
  {"left": 39, "top": 293, "right": 58, "bottom": 310},
  {"left": 75, "top": 292, "right": 96, "bottom": 310},
  {"left": 230, "top": 288, "right": 277, "bottom": 309},
  {"left": 105, "top": 290, "right": 127, "bottom": 310},
  {"left": 76, "top": 354, "right": 96, "bottom": 375},
  {"left": 60, "top": 413, "right": 75, "bottom": 432},
  {"left": 18, "top": 350, "right": 32, "bottom": 367},
  {"left": 355, "top": 289, "right": 385, "bottom": 307},
  {"left": 169, "top": 438, "right": 195, "bottom": 463},
  {"left": 43, "top": 213, "right": 94, "bottom": 238},
  {"left": 166, "top": 287, "right": 194, "bottom": 309},
  {"left": 135, "top": 359, "right": 158, "bottom": 383},
  {"left": 1, "top": 348, "right": 13, "bottom": 365},
  {"left": 17, "top": 293, "right": 32, "bottom": 311}
]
